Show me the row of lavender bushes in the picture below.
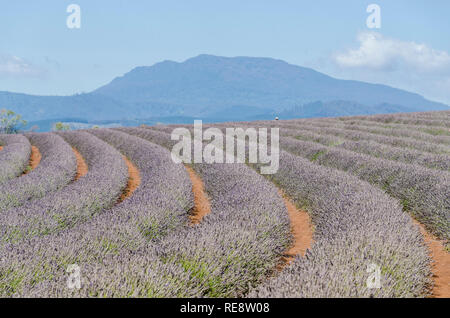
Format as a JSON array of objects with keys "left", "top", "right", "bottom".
[
  {"left": 117, "top": 127, "right": 291, "bottom": 297},
  {"left": 146, "top": 122, "right": 449, "bottom": 243},
  {"left": 210, "top": 121, "right": 450, "bottom": 171},
  {"left": 0, "top": 134, "right": 31, "bottom": 183},
  {"left": 0, "top": 131, "right": 128, "bottom": 244},
  {"left": 0, "top": 129, "right": 194, "bottom": 297},
  {"left": 313, "top": 116, "right": 450, "bottom": 135},
  {"left": 143, "top": 126, "right": 432, "bottom": 297},
  {"left": 338, "top": 112, "right": 450, "bottom": 128},
  {"left": 280, "top": 127, "right": 449, "bottom": 170},
  {"left": 248, "top": 150, "right": 431, "bottom": 297},
  {"left": 277, "top": 136, "right": 450, "bottom": 245},
  {"left": 0, "top": 133, "right": 77, "bottom": 211},
  {"left": 2, "top": 127, "right": 289, "bottom": 297},
  {"left": 287, "top": 118, "right": 450, "bottom": 146},
  {"left": 276, "top": 122, "right": 450, "bottom": 154}
]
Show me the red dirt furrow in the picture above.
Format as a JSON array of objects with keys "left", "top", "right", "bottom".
[
  {"left": 277, "top": 189, "right": 314, "bottom": 269},
  {"left": 72, "top": 147, "right": 88, "bottom": 180},
  {"left": 23, "top": 146, "right": 41, "bottom": 175},
  {"left": 117, "top": 156, "right": 141, "bottom": 203},
  {"left": 185, "top": 165, "right": 211, "bottom": 224},
  {"left": 413, "top": 220, "right": 450, "bottom": 298}
]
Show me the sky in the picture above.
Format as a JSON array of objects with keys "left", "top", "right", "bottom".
[{"left": 1, "top": 0, "right": 450, "bottom": 104}]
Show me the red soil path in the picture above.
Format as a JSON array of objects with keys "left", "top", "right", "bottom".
[
  {"left": 185, "top": 165, "right": 211, "bottom": 224},
  {"left": 277, "top": 189, "right": 314, "bottom": 269},
  {"left": 117, "top": 156, "right": 141, "bottom": 203},
  {"left": 72, "top": 147, "right": 88, "bottom": 180},
  {"left": 23, "top": 146, "right": 41, "bottom": 175},
  {"left": 413, "top": 220, "right": 450, "bottom": 298}
]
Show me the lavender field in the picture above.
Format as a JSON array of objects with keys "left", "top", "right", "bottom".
[{"left": 0, "top": 110, "right": 448, "bottom": 298}]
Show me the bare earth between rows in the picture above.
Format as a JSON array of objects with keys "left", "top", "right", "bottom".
[
  {"left": 277, "top": 189, "right": 314, "bottom": 270},
  {"left": 23, "top": 145, "right": 41, "bottom": 175},
  {"left": 72, "top": 147, "right": 88, "bottom": 180},
  {"left": 117, "top": 156, "right": 141, "bottom": 203},
  {"left": 413, "top": 220, "right": 450, "bottom": 298},
  {"left": 184, "top": 165, "right": 211, "bottom": 224}
]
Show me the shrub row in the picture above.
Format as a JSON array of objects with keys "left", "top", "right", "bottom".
[
  {"left": 278, "top": 136, "right": 450, "bottom": 245},
  {"left": 147, "top": 125, "right": 433, "bottom": 297},
  {"left": 0, "top": 133, "right": 77, "bottom": 211},
  {"left": 249, "top": 150, "right": 431, "bottom": 297},
  {"left": 117, "top": 127, "right": 291, "bottom": 297},
  {"left": 272, "top": 126, "right": 450, "bottom": 171},
  {"left": 0, "top": 134, "right": 31, "bottom": 183},
  {"left": 290, "top": 119, "right": 450, "bottom": 146},
  {"left": 339, "top": 113, "right": 450, "bottom": 128},
  {"left": 0, "top": 129, "right": 194, "bottom": 297},
  {"left": 281, "top": 123, "right": 449, "bottom": 154},
  {"left": 0, "top": 131, "right": 128, "bottom": 243}
]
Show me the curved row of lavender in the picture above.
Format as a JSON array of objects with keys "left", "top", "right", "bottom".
[
  {"left": 386, "top": 110, "right": 450, "bottom": 120},
  {"left": 0, "top": 129, "right": 194, "bottom": 297},
  {"left": 315, "top": 116, "right": 450, "bottom": 133},
  {"left": 210, "top": 121, "right": 450, "bottom": 171},
  {"left": 0, "top": 131, "right": 128, "bottom": 243},
  {"left": 278, "top": 127, "right": 450, "bottom": 171},
  {"left": 279, "top": 136, "right": 450, "bottom": 245},
  {"left": 87, "top": 128, "right": 194, "bottom": 241},
  {"left": 144, "top": 125, "right": 433, "bottom": 297},
  {"left": 281, "top": 123, "right": 450, "bottom": 154},
  {"left": 340, "top": 120, "right": 450, "bottom": 145},
  {"left": 147, "top": 123, "right": 449, "bottom": 242},
  {"left": 288, "top": 118, "right": 450, "bottom": 146},
  {"left": 340, "top": 113, "right": 450, "bottom": 128},
  {"left": 212, "top": 118, "right": 450, "bottom": 155},
  {"left": 0, "top": 134, "right": 31, "bottom": 183},
  {"left": 248, "top": 150, "right": 431, "bottom": 297},
  {"left": 0, "top": 133, "right": 77, "bottom": 211},
  {"left": 117, "top": 127, "right": 291, "bottom": 297}
]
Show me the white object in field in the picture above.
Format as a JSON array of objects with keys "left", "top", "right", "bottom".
[{"left": 275, "top": 117, "right": 279, "bottom": 121}]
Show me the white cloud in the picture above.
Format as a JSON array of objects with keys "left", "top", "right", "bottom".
[
  {"left": 0, "top": 54, "right": 43, "bottom": 77},
  {"left": 334, "top": 32, "right": 450, "bottom": 73}
]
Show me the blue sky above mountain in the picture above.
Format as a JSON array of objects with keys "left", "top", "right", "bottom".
[{"left": 0, "top": 1, "right": 449, "bottom": 105}]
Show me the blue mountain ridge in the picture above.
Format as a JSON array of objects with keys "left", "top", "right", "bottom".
[{"left": 0, "top": 54, "right": 448, "bottom": 129}]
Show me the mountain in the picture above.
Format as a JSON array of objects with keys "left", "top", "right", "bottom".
[{"left": 0, "top": 54, "right": 448, "bottom": 128}]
